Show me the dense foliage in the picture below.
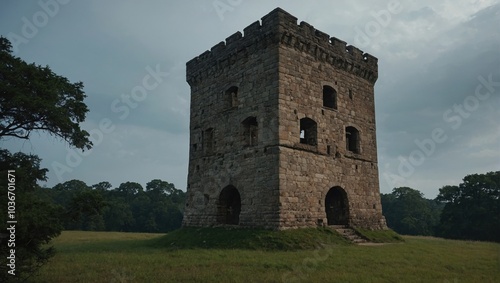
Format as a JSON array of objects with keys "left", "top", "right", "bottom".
[
  {"left": 0, "top": 150, "right": 63, "bottom": 282},
  {"left": 0, "top": 35, "right": 92, "bottom": 281},
  {"left": 0, "top": 36, "right": 92, "bottom": 150},
  {"left": 38, "top": 179, "right": 186, "bottom": 233},
  {"left": 436, "top": 171, "right": 500, "bottom": 242},
  {"left": 381, "top": 187, "right": 442, "bottom": 236},
  {"left": 381, "top": 171, "right": 499, "bottom": 242}
]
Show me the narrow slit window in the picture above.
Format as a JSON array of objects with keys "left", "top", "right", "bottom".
[
  {"left": 345, "top": 126, "right": 360, "bottom": 153},
  {"left": 225, "top": 86, "right": 238, "bottom": 109},
  {"left": 242, "top": 116, "right": 258, "bottom": 146}
]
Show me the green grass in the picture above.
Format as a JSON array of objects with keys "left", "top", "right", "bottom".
[
  {"left": 354, "top": 227, "right": 405, "bottom": 243},
  {"left": 35, "top": 230, "right": 500, "bottom": 283}
]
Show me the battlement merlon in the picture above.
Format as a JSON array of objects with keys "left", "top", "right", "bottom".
[{"left": 186, "top": 7, "right": 378, "bottom": 86}]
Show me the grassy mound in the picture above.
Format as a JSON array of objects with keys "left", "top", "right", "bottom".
[
  {"left": 354, "top": 227, "right": 404, "bottom": 243},
  {"left": 151, "top": 227, "right": 352, "bottom": 250}
]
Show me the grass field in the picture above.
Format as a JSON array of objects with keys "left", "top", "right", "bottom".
[{"left": 35, "top": 229, "right": 500, "bottom": 283}]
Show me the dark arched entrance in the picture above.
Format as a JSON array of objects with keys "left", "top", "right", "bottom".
[
  {"left": 217, "top": 186, "right": 241, "bottom": 225},
  {"left": 325, "top": 186, "right": 349, "bottom": 225}
]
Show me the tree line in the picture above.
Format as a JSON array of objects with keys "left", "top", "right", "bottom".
[
  {"left": 37, "top": 179, "right": 186, "bottom": 233},
  {"left": 381, "top": 171, "right": 500, "bottom": 242},
  {"left": 0, "top": 149, "right": 185, "bottom": 281}
]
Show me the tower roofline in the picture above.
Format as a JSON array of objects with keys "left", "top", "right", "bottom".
[{"left": 186, "top": 7, "right": 377, "bottom": 85}]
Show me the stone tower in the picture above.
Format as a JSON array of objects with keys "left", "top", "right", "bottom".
[{"left": 182, "top": 8, "right": 387, "bottom": 230}]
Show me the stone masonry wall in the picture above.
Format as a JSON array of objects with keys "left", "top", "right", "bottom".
[
  {"left": 183, "top": 7, "right": 387, "bottom": 230},
  {"left": 275, "top": 9, "right": 385, "bottom": 229},
  {"left": 183, "top": 10, "right": 283, "bottom": 229}
]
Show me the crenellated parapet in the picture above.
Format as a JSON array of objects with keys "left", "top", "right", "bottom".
[
  {"left": 279, "top": 22, "right": 378, "bottom": 83},
  {"left": 187, "top": 7, "right": 378, "bottom": 85},
  {"left": 186, "top": 17, "right": 280, "bottom": 86}
]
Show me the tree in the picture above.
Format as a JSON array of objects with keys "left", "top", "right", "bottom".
[
  {"left": 146, "top": 179, "right": 176, "bottom": 199},
  {"left": 0, "top": 36, "right": 92, "bottom": 281},
  {"left": 92, "top": 181, "right": 112, "bottom": 192},
  {"left": 0, "top": 36, "right": 91, "bottom": 150},
  {"left": 102, "top": 199, "right": 135, "bottom": 231},
  {"left": 66, "top": 189, "right": 106, "bottom": 231},
  {"left": 0, "top": 150, "right": 63, "bottom": 282},
  {"left": 51, "top": 179, "right": 90, "bottom": 207},
  {"left": 381, "top": 187, "right": 441, "bottom": 236},
  {"left": 130, "top": 192, "right": 153, "bottom": 232},
  {"left": 116, "top": 182, "right": 144, "bottom": 197},
  {"left": 436, "top": 171, "right": 500, "bottom": 242},
  {"left": 145, "top": 179, "right": 185, "bottom": 231}
]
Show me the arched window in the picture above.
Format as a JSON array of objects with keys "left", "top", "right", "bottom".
[
  {"left": 300, "top": 118, "right": 317, "bottom": 146},
  {"left": 345, "top": 126, "right": 360, "bottom": 153},
  {"left": 323, "top": 85, "right": 337, "bottom": 109},
  {"left": 225, "top": 86, "right": 238, "bottom": 109},
  {"left": 242, "top": 116, "right": 258, "bottom": 146}
]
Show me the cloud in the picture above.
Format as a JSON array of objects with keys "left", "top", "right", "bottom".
[
  {"left": 375, "top": 3, "right": 500, "bottom": 196},
  {"left": 45, "top": 123, "right": 189, "bottom": 189},
  {"left": 0, "top": 1, "right": 498, "bottom": 197}
]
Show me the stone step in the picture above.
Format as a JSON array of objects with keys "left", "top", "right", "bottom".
[
  {"left": 336, "top": 228, "right": 356, "bottom": 234},
  {"left": 330, "top": 226, "right": 369, "bottom": 244},
  {"left": 332, "top": 226, "right": 349, "bottom": 230}
]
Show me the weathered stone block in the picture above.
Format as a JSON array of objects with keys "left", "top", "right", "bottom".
[{"left": 182, "top": 8, "right": 386, "bottom": 230}]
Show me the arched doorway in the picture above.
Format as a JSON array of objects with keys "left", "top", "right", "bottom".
[
  {"left": 217, "top": 186, "right": 241, "bottom": 225},
  {"left": 325, "top": 187, "right": 349, "bottom": 225}
]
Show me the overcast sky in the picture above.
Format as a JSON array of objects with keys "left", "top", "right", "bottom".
[{"left": 1, "top": 0, "right": 499, "bottom": 198}]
